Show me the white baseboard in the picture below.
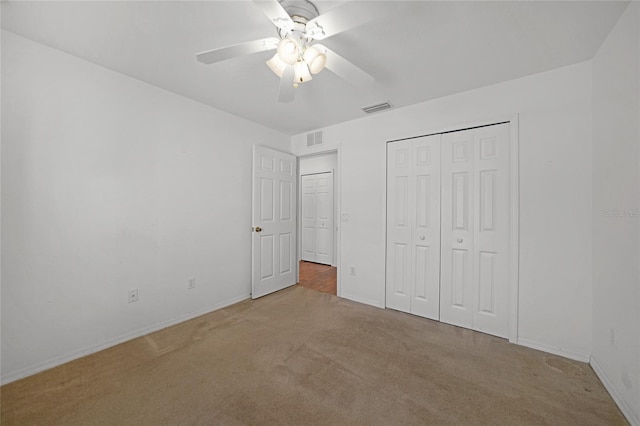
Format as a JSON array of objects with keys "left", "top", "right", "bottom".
[
  {"left": 339, "top": 292, "right": 384, "bottom": 309},
  {"left": 1, "top": 294, "right": 250, "bottom": 385},
  {"left": 591, "top": 356, "right": 640, "bottom": 426},
  {"left": 516, "top": 338, "right": 591, "bottom": 363}
]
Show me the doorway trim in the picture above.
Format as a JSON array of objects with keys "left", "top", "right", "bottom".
[
  {"left": 385, "top": 114, "right": 519, "bottom": 343},
  {"left": 297, "top": 147, "right": 342, "bottom": 297}
]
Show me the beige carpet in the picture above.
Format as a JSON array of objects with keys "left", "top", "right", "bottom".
[{"left": 1, "top": 286, "right": 627, "bottom": 425}]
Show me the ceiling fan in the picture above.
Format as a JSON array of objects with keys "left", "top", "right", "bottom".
[{"left": 196, "top": 0, "right": 378, "bottom": 102}]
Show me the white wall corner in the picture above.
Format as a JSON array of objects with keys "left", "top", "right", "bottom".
[{"left": 591, "top": 356, "right": 640, "bottom": 426}]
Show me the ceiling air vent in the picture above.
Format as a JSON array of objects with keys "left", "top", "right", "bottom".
[
  {"left": 362, "top": 102, "right": 393, "bottom": 114},
  {"left": 307, "top": 130, "right": 323, "bottom": 147}
]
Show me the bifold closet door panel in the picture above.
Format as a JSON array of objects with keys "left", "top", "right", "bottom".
[
  {"left": 386, "top": 135, "right": 441, "bottom": 320},
  {"left": 410, "top": 136, "right": 441, "bottom": 320},
  {"left": 440, "top": 123, "right": 510, "bottom": 339},
  {"left": 314, "top": 173, "right": 333, "bottom": 266},
  {"left": 471, "top": 124, "right": 510, "bottom": 338},
  {"left": 301, "top": 173, "right": 334, "bottom": 265},
  {"left": 386, "top": 140, "right": 412, "bottom": 313},
  {"left": 440, "top": 129, "right": 475, "bottom": 329},
  {"left": 301, "top": 175, "right": 317, "bottom": 262}
]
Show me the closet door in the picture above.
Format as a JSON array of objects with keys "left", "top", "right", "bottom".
[
  {"left": 440, "top": 129, "right": 475, "bottom": 329},
  {"left": 411, "top": 136, "right": 441, "bottom": 319},
  {"left": 301, "top": 173, "right": 334, "bottom": 265},
  {"left": 441, "top": 123, "right": 510, "bottom": 338},
  {"left": 471, "top": 124, "right": 510, "bottom": 337},
  {"left": 386, "top": 135, "right": 441, "bottom": 320},
  {"left": 314, "top": 173, "right": 333, "bottom": 265},
  {"left": 301, "top": 175, "right": 317, "bottom": 262},
  {"left": 386, "top": 140, "right": 412, "bottom": 313}
]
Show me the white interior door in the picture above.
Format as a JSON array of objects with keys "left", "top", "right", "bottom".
[
  {"left": 252, "top": 146, "right": 297, "bottom": 299},
  {"left": 440, "top": 123, "right": 510, "bottom": 338},
  {"left": 314, "top": 172, "right": 334, "bottom": 265},
  {"left": 411, "top": 136, "right": 441, "bottom": 319},
  {"left": 440, "top": 129, "right": 475, "bottom": 329},
  {"left": 301, "top": 175, "right": 317, "bottom": 262},
  {"left": 301, "top": 172, "right": 334, "bottom": 265},
  {"left": 386, "top": 135, "right": 441, "bottom": 320},
  {"left": 386, "top": 140, "right": 412, "bottom": 313},
  {"left": 471, "top": 124, "right": 510, "bottom": 337}
]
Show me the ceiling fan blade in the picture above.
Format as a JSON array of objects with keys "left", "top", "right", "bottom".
[
  {"left": 315, "top": 44, "right": 374, "bottom": 89},
  {"left": 306, "top": 2, "right": 387, "bottom": 40},
  {"left": 278, "top": 65, "right": 296, "bottom": 103},
  {"left": 253, "top": 0, "right": 295, "bottom": 31},
  {"left": 196, "top": 37, "right": 278, "bottom": 64}
]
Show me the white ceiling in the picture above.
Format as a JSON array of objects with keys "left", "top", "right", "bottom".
[{"left": 1, "top": 1, "right": 629, "bottom": 135}]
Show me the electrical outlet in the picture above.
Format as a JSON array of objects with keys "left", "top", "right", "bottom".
[
  {"left": 128, "top": 288, "right": 138, "bottom": 303},
  {"left": 188, "top": 278, "right": 196, "bottom": 290}
]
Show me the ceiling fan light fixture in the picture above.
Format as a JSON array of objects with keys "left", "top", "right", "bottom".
[
  {"left": 294, "top": 61, "right": 312, "bottom": 83},
  {"left": 277, "top": 38, "right": 299, "bottom": 64},
  {"left": 305, "top": 22, "right": 325, "bottom": 39},
  {"left": 266, "top": 53, "right": 288, "bottom": 78},
  {"left": 302, "top": 46, "right": 327, "bottom": 74}
]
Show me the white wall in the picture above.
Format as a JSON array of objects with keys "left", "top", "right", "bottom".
[
  {"left": 292, "top": 61, "right": 594, "bottom": 360},
  {"left": 591, "top": 2, "right": 640, "bottom": 423},
  {"left": 1, "top": 31, "right": 290, "bottom": 383}
]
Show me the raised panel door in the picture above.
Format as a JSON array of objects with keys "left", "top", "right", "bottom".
[
  {"left": 386, "top": 135, "right": 441, "bottom": 319},
  {"left": 315, "top": 173, "right": 333, "bottom": 265},
  {"left": 386, "top": 141, "right": 412, "bottom": 313},
  {"left": 471, "top": 124, "right": 510, "bottom": 338},
  {"left": 440, "top": 129, "right": 475, "bottom": 329},
  {"left": 252, "top": 146, "right": 297, "bottom": 298},
  {"left": 410, "top": 135, "right": 441, "bottom": 320},
  {"left": 300, "top": 172, "right": 333, "bottom": 265},
  {"left": 301, "top": 175, "right": 317, "bottom": 262}
]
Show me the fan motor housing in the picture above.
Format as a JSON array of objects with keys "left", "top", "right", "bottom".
[{"left": 280, "top": 0, "right": 320, "bottom": 23}]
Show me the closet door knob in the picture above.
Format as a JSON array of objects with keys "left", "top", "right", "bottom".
[
  {"left": 255, "top": 227, "right": 262, "bottom": 233},
  {"left": 457, "top": 238, "right": 463, "bottom": 243},
  {"left": 420, "top": 236, "right": 425, "bottom": 240}
]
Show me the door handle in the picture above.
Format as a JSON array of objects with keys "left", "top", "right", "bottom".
[
  {"left": 255, "top": 227, "right": 262, "bottom": 233},
  {"left": 419, "top": 236, "right": 425, "bottom": 240},
  {"left": 457, "top": 238, "right": 463, "bottom": 243}
]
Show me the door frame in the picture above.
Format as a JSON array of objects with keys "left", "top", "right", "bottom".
[
  {"left": 384, "top": 114, "right": 519, "bottom": 343},
  {"left": 296, "top": 148, "right": 341, "bottom": 296}
]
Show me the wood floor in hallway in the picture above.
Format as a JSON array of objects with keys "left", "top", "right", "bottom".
[{"left": 297, "top": 260, "right": 337, "bottom": 295}]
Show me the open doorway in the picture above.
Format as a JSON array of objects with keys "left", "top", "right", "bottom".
[
  {"left": 298, "top": 152, "right": 338, "bottom": 296},
  {"left": 298, "top": 261, "right": 337, "bottom": 295}
]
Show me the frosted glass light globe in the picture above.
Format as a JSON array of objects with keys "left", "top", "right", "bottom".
[
  {"left": 294, "top": 61, "right": 312, "bottom": 83},
  {"left": 266, "top": 53, "right": 287, "bottom": 78},
  {"left": 302, "top": 46, "right": 327, "bottom": 74},
  {"left": 277, "top": 39, "right": 299, "bottom": 65}
]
